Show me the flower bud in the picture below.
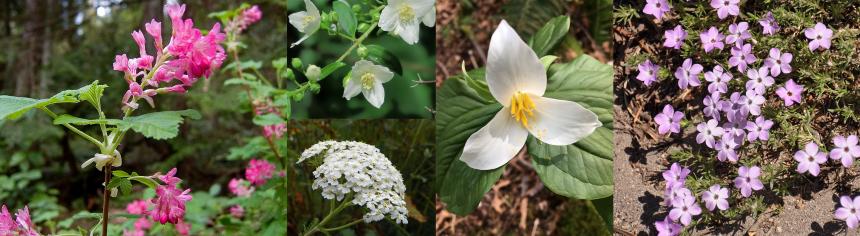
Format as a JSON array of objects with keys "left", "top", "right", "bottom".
[
  {"left": 285, "top": 68, "right": 295, "bottom": 80},
  {"left": 357, "top": 45, "right": 369, "bottom": 58},
  {"left": 291, "top": 58, "right": 303, "bottom": 69},
  {"left": 309, "top": 82, "right": 321, "bottom": 93},
  {"left": 306, "top": 65, "right": 321, "bottom": 81}
]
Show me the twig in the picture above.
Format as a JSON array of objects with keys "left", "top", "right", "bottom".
[{"left": 102, "top": 165, "right": 112, "bottom": 236}]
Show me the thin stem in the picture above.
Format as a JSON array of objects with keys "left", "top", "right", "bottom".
[
  {"left": 333, "top": 23, "right": 378, "bottom": 64},
  {"left": 301, "top": 199, "right": 353, "bottom": 236},
  {"left": 102, "top": 165, "right": 112, "bottom": 236},
  {"left": 38, "top": 107, "right": 105, "bottom": 150},
  {"left": 320, "top": 219, "right": 363, "bottom": 232}
]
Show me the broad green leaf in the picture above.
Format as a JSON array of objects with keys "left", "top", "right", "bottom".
[
  {"left": 527, "top": 55, "right": 613, "bottom": 199},
  {"left": 540, "top": 55, "right": 559, "bottom": 70},
  {"left": 112, "top": 170, "right": 130, "bottom": 177},
  {"left": 592, "top": 196, "right": 613, "bottom": 231},
  {"left": 79, "top": 82, "right": 108, "bottom": 109},
  {"left": 118, "top": 110, "right": 202, "bottom": 140},
  {"left": 320, "top": 62, "right": 346, "bottom": 80},
  {"left": 528, "top": 16, "right": 570, "bottom": 57},
  {"left": 0, "top": 81, "right": 101, "bottom": 120},
  {"left": 253, "top": 113, "right": 285, "bottom": 126},
  {"left": 53, "top": 114, "right": 121, "bottom": 126},
  {"left": 129, "top": 176, "right": 159, "bottom": 189},
  {"left": 333, "top": 0, "right": 357, "bottom": 36},
  {"left": 364, "top": 45, "right": 402, "bottom": 75},
  {"left": 224, "top": 78, "right": 275, "bottom": 97},
  {"left": 436, "top": 72, "right": 505, "bottom": 216}
]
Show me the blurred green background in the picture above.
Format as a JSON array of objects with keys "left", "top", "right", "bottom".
[
  {"left": 287, "top": 0, "right": 436, "bottom": 119},
  {"left": 0, "top": 0, "right": 287, "bottom": 233}
]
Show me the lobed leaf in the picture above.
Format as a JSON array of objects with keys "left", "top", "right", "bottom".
[{"left": 118, "top": 110, "right": 202, "bottom": 140}]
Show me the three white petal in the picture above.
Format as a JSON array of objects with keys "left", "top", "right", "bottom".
[
  {"left": 343, "top": 60, "right": 394, "bottom": 108},
  {"left": 379, "top": 0, "right": 435, "bottom": 45},
  {"left": 288, "top": 0, "right": 321, "bottom": 48},
  {"left": 459, "top": 20, "right": 602, "bottom": 170}
]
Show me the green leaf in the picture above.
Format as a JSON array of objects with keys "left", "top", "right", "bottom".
[
  {"left": 112, "top": 170, "right": 130, "bottom": 177},
  {"left": 272, "top": 57, "right": 288, "bottom": 70},
  {"left": 119, "top": 179, "right": 133, "bottom": 195},
  {"left": 129, "top": 176, "right": 159, "bottom": 189},
  {"left": 252, "top": 113, "right": 285, "bottom": 126},
  {"left": 527, "top": 55, "right": 613, "bottom": 199},
  {"left": 540, "top": 55, "right": 559, "bottom": 70},
  {"left": 584, "top": 0, "right": 612, "bottom": 43},
  {"left": 333, "top": 0, "right": 357, "bottom": 36},
  {"left": 320, "top": 62, "right": 346, "bottom": 79},
  {"left": 591, "top": 197, "right": 613, "bottom": 231},
  {"left": 528, "top": 16, "right": 570, "bottom": 57},
  {"left": 364, "top": 45, "right": 403, "bottom": 75},
  {"left": 118, "top": 110, "right": 202, "bottom": 140},
  {"left": 0, "top": 81, "right": 102, "bottom": 120},
  {"left": 436, "top": 72, "right": 505, "bottom": 216},
  {"left": 79, "top": 81, "right": 108, "bottom": 109},
  {"left": 53, "top": 114, "right": 121, "bottom": 126},
  {"left": 106, "top": 177, "right": 128, "bottom": 189}
]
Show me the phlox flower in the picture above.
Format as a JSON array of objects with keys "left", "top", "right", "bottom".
[
  {"left": 700, "top": 27, "right": 725, "bottom": 53},
  {"left": 456, "top": 21, "right": 600, "bottom": 170},
  {"left": 764, "top": 48, "right": 792, "bottom": 76},
  {"left": 288, "top": 0, "right": 320, "bottom": 47},
  {"left": 655, "top": 216, "right": 682, "bottom": 236},
  {"left": 710, "top": 0, "right": 739, "bottom": 20},
  {"left": 720, "top": 92, "right": 750, "bottom": 120},
  {"left": 794, "top": 142, "right": 827, "bottom": 176},
  {"left": 663, "top": 25, "right": 686, "bottom": 49},
  {"left": 836, "top": 195, "right": 860, "bottom": 229},
  {"left": 696, "top": 119, "right": 724, "bottom": 148},
  {"left": 637, "top": 59, "right": 659, "bottom": 86},
  {"left": 664, "top": 184, "right": 691, "bottom": 206},
  {"left": 722, "top": 118, "right": 747, "bottom": 147},
  {"left": 743, "top": 90, "right": 765, "bottom": 116},
  {"left": 655, "top": 104, "right": 683, "bottom": 135},
  {"left": 745, "top": 67, "right": 774, "bottom": 95},
  {"left": 759, "top": 11, "right": 779, "bottom": 35},
  {"left": 228, "top": 178, "right": 255, "bottom": 197},
  {"left": 775, "top": 79, "right": 803, "bottom": 107},
  {"left": 804, "top": 22, "right": 833, "bottom": 51},
  {"left": 662, "top": 163, "right": 690, "bottom": 186},
  {"left": 379, "top": 0, "right": 435, "bottom": 44},
  {"left": 343, "top": 60, "right": 394, "bottom": 108},
  {"left": 725, "top": 22, "right": 751, "bottom": 46},
  {"left": 830, "top": 135, "right": 860, "bottom": 168},
  {"left": 702, "top": 185, "right": 729, "bottom": 211},
  {"left": 246, "top": 159, "right": 276, "bottom": 186},
  {"left": 734, "top": 165, "right": 764, "bottom": 197},
  {"left": 715, "top": 139, "right": 739, "bottom": 162},
  {"left": 745, "top": 116, "right": 773, "bottom": 142},
  {"left": 704, "top": 65, "right": 731, "bottom": 95},
  {"left": 643, "top": 0, "right": 671, "bottom": 20},
  {"left": 674, "top": 58, "right": 702, "bottom": 89},
  {"left": 669, "top": 194, "right": 701, "bottom": 226},
  {"left": 702, "top": 93, "right": 722, "bottom": 120},
  {"left": 729, "top": 43, "right": 756, "bottom": 72}
]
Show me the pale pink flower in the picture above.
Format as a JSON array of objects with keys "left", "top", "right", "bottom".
[
  {"left": 230, "top": 205, "right": 245, "bottom": 218},
  {"left": 246, "top": 159, "right": 276, "bottom": 186},
  {"left": 15, "top": 206, "right": 36, "bottom": 236},
  {"left": 150, "top": 168, "right": 192, "bottom": 224},
  {"left": 228, "top": 178, "right": 254, "bottom": 197},
  {"left": 126, "top": 200, "right": 149, "bottom": 215},
  {"left": 175, "top": 220, "right": 190, "bottom": 235},
  {"left": 0, "top": 205, "right": 15, "bottom": 235}
]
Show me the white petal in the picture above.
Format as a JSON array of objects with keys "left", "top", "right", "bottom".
[
  {"left": 306, "top": 0, "right": 319, "bottom": 17},
  {"left": 362, "top": 80, "right": 385, "bottom": 108},
  {"left": 422, "top": 7, "right": 436, "bottom": 27},
  {"left": 343, "top": 75, "right": 362, "bottom": 99},
  {"left": 397, "top": 22, "right": 421, "bottom": 44},
  {"left": 288, "top": 11, "right": 308, "bottom": 32},
  {"left": 459, "top": 108, "right": 529, "bottom": 170},
  {"left": 486, "top": 20, "right": 546, "bottom": 105},
  {"left": 528, "top": 96, "right": 601, "bottom": 146},
  {"left": 378, "top": 5, "right": 398, "bottom": 31},
  {"left": 371, "top": 65, "right": 395, "bottom": 83}
]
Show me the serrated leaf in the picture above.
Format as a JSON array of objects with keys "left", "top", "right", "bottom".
[
  {"left": 364, "top": 45, "right": 402, "bottom": 75},
  {"left": 528, "top": 16, "right": 570, "bottom": 57},
  {"left": 53, "top": 114, "right": 121, "bottom": 126},
  {"left": 0, "top": 81, "right": 101, "bottom": 120},
  {"left": 333, "top": 0, "right": 357, "bottom": 36},
  {"left": 118, "top": 110, "right": 201, "bottom": 140},
  {"left": 112, "top": 170, "right": 130, "bottom": 177},
  {"left": 119, "top": 179, "right": 133, "bottom": 195},
  {"left": 106, "top": 177, "right": 128, "bottom": 189},
  {"left": 129, "top": 176, "right": 158, "bottom": 189},
  {"left": 253, "top": 113, "right": 285, "bottom": 126}
]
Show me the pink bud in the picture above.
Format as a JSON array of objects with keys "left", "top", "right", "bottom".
[
  {"left": 131, "top": 30, "right": 147, "bottom": 58},
  {"left": 166, "top": 4, "right": 186, "bottom": 23},
  {"left": 145, "top": 19, "right": 162, "bottom": 52},
  {"left": 113, "top": 54, "right": 129, "bottom": 72},
  {"left": 166, "top": 85, "right": 186, "bottom": 94}
]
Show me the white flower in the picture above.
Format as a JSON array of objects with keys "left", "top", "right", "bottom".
[
  {"left": 343, "top": 60, "right": 394, "bottom": 108},
  {"left": 459, "top": 20, "right": 601, "bottom": 170},
  {"left": 288, "top": 0, "right": 321, "bottom": 48},
  {"left": 81, "top": 150, "right": 122, "bottom": 171},
  {"left": 298, "top": 140, "right": 409, "bottom": 224},
  {"left": 378, "top": 0, "right": 435, "bottom": 44}
]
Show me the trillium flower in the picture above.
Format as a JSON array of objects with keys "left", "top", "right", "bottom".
[
  {"left": 636, "top": 59, "right": 659, "bottom": 86},
  {"left": 343, "top": 60, "right": 394, "bottom": 108},
  {"left": 836, "top": 195, "right": 860, "bottom": 229},
  {"left": 700, "top": 27, "right": 725, "bottom": 53},
  {"left": 655, "top": 216, "right": 682, "bottom": 236},
  {"left": 734, "top": 165, "right": 763, "bottom": 197},
  {"left": 674, "top": 58, "right": 702, "bottom": 89},
  {"left": 379, "top": 0, "right": 435, "bottom": 45},
  {"left": 759, "top": 11, "right": 780, "bottom": 35},
  {"left": 794, "top": 142, "right": 827, "bottom": 176},
  {"left": 830, "top": 135, "right": 860, "bottom": 168},
  {"left": 764, "top": 48, "right": 792, "bottom": 76},
  {"left": 458, "top": 21, "right": 601, "bottom": 170},
  {"left": 288, "top": 0, "right": 320, "bottom": 48},
  {"left": 804, "top": 22, "right": 833, "bottom": 51},
  {"left": 663, "top": 25, "right": 686, "bottom": 49},
  {"left": 655, "top": 104, "right": 683, "bottom": 135},
  {"left": 669, "top": 194, "right": 701, "bottom": 225},
  {"left": 81, "top": 150, "right": 122, "bottom": 171},
  {"left": 702, "top": 184, "right": 729, "bottom": 211},
  {"left": 776, "top": 79, "right": 804, "bottom": 107}
]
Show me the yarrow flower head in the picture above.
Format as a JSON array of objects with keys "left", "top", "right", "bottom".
[
  {"left": 710, "top": 0, "right": 739, "bottom": 20},
  {"left": 663, "top": 25, "right": 686, "bottom": 49},
  {"left": 643, "top": 0, "right": 671, "bottom": 20},
  {"left": 764, "top": 48, "right": 792, "bottom": 76},
  {"left": 836, "top": 195, "right": 860, "bottom": 229},
  {"left": 150, "top": 168, "right": 192, "bottom": 224},
  {"left": 457, "top": 21, "right": 600, "bottom": 170},
  {"left": 775, "top": 79, "right": 803, "bottom": 107},
  {"left": 674, "top": 58, "right": 702, "bottom": 89},
  {"left": 343, "top": 60, "right": 394, "bottom": 108},
  {"left": 636, "top": 59, "right": 659, "bottom": 86},
  {"left": 830, "top": 135, "right": 860, "bottom": 168},
  {"left": 759, "top": 11, "right": 779, "bottom": 35},
  {"left": 246, "top": 159, "right": 276, "bottom": 186},
  {"left": 700, "top": 27, "right": 725, "bottom": 53},
  {"left": 794, "top": 142, "right": 827, "bottom": 176},
  {"left": 0, "top": 205, "right": 37, "bottom": 236},
  {"left": 701, "top": 184, "right": 729, "bottom": 211},
  {"left": 298, "top": 141, "right": 409, "bottom": 224},
  {"left": 804, "top": 22, "right": 833, "bottom": 51},
  {"left": 655, "top": 104, "right": 683, "bottom": 135},
  {"left": 288, "top": 0, "right": 320, "bottom": 48},
  {"left": 379, "top": 0, "right": 435, "bottom": 45},
  {"left": 733, "top": 165, "right": 763, "bottom": 197}
]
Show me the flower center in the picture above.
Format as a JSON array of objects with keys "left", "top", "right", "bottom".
[
  {"left": 302, "top": 15, "right": 316, "bottom": 27},
  {"left": 845, "top": 147, "right": 850, "bottom": 152},
  {"left": 398, "top": 5, "right": 416, "bottom": 23},
  {"left": 808, "top": 156, "right": 814, "bottom": 162},
  {"left": 746, "top": 177, "right": 751, "bottom": 182},
  {"left": 360, "top": 72, "right": 375, "bottom": 90},
  {"left": 723, "top": 1, "right": 729, "bottom": 6},
  {"left": 510, "top": 92, "right": 536, "bottom": 128}
]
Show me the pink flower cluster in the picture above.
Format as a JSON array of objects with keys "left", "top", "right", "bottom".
[
  {"left": 245, "top": 159, "right": 275, "bottom": 186},
  {"left": 228, "top": 178, "right": 255, "bottom": 197},
  {"left": 255, "top": 105, "right": 286, "bottom": 138},
  {"left": 151, "top": 168, "right": 193, "bottom": 225},
  {"left": 227, "top": 5, "right": 262, "bottom": 34},
  {"left": 114, "top": 4, "right": 226, "bottom": 110},
  {"left": 0, "top": 205, "right": 37, "bottom": 236}
]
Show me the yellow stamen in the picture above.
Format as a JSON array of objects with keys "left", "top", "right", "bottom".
[
  {"left": 302, "top": 15, "right": 315, "bottom": 27},
  {"left": 398, "top": 5, "right": 415, "bottom": 23},
  {"left": 510, "top": 92, "right": 536, "bottom": 128},
  {"left": 360, "top": 72, "right": 375, "bottom": 90}
]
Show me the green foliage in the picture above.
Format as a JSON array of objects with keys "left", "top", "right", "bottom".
[
  {"left": 118, "top": 110, "right": 202, "bottom": 140},
  {"left": 0, "top": 81, "right": 103, "bottom": 120},
  {"left": 528, "top": 16, "right": 571, "bottom": 57},
  {"left": 333, "top": 0, "right": 357, "bottom": 36}
]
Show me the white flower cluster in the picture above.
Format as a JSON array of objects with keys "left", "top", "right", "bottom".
[{"left": 298, "top": 140, "right": 409, "bottom": 224}]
